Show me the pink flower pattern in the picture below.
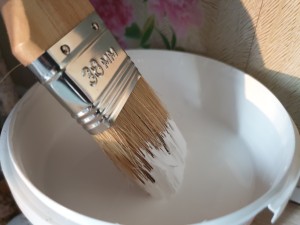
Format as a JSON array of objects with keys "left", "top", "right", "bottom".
[
  {"left": 90, "top": 0, "right": 203, "bottom": 49},
  {"left": 148, "top": 0, "right": 202, "bottom": 37},
  {"left": 90, "top": 0, "right": 134, "bottom": 46}
]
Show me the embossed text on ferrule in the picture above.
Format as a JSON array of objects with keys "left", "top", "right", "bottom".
[{"left": 81, "top": 47, "right": 118, "bottom": 87}]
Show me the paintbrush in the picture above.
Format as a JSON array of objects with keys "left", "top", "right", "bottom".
[{"left": 1, "top": 0, "right": 187, "bottom": 198}]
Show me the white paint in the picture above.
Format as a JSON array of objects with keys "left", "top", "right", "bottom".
[
  {"left": 1, "top": 50, "right": 300, "bottom": 225},
  {"left": 140, "top": 119, "right": 187, "bottom": 198}
]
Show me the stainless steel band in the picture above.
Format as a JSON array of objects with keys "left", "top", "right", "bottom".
[{"left": 28, "top": 12, "right": 141, "bottom": 134}]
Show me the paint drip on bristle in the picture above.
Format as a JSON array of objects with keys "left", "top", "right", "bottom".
[{"left": 94, "top": 77, "right": 187, "bottom": 198}]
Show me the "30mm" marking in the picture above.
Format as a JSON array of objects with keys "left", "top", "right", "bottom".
[{"left": 81, "top": 47, "right": 118, "bottom": 87}]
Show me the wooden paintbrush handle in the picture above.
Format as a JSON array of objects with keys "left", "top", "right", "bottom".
[{"left": 1, "top": 0, "right": 94, "bottom": 66}]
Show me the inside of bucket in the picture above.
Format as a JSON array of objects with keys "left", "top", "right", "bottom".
[{"left": 10, "top": 51, "right": 294, "bottom": 225}]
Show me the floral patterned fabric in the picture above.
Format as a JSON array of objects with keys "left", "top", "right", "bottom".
[{"left": 90, "top": 0, "right": 203, "bottom": 51}]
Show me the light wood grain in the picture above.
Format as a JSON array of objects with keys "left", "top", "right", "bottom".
[
  {"left": 201, "top": 0, "right": 262, "bottom": 70},
  {"left": 1, "top": 0, "right": 94, "bottom": 65},
  {"left": 200, "top": 0, "right": 300, "bottom": 130},
  {"left": 245, "top": 0, "right": 300, "bottom": 128}
]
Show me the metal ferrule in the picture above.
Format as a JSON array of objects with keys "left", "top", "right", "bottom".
[{"left": 28, "top": 12, "right": 141, "bottom": 134}]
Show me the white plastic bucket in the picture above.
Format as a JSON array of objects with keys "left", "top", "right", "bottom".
[{"left": 1, "top": 50, "right": 300, "bottom": 225}]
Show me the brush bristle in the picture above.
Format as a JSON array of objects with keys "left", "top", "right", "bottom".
[{"left": 93, "top": 77, "right": 187, "bottom": 198}]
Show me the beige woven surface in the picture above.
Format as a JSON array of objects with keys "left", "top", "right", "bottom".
[{"left": 200, "top": 0, "right": 300, "bottom": 130}]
